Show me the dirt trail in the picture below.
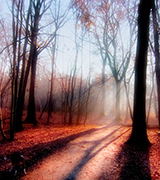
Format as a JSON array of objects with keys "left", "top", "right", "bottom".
[
  {"left": 1, "top": 115, "right": 160, "bottom": 179},
  {"left": 22, "top": 124, "right": 132, "bottom": 180}
]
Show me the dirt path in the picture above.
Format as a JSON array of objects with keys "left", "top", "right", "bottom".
[
  {"left": 22, "top": 124, "right": 132, "bottom": 180},
  {"left": 1, "top": 114, "right": 160, "bottom": 179}
]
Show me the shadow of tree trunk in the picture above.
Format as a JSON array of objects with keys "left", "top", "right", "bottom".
[
  {"left": 116, "top": 143, "right": 151, "bottom": 180},
  {"left": 64, "top": 127, "right": 130, "bottom": 180}
]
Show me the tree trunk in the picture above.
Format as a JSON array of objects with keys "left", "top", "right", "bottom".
[
  {"left": 115, "top": 80, "right": 121, "bottom": 121},
  {"left": 47, "top": 39, "right": 56, "bottom": 124},
  {"left": 154, "top": 88, "right": 158, "bottom": 117},
  {"left": 25, "top": 49, "right": 37, "bottom": 126},
  {"left": 25, "top": 1, "right": 41, "bottom": 126},
  {"left": 69, "top": 78, "right": 74, "bottom": 125},
  {"left": 77, "top": 77, "right": 82, "bottom": 125},
  {"left": 14, "top": 0, "right": 23, "bottom": 131},
  {"left": 69, "top": 14, "right": 78, "bottom": 125},
  {"left": 16, "top": 55, "right": 31, "bottom": 125},
  {"left": 15, "top": 1, "right": 31, "bottom": 130},
  {"left": 10, "top": 0, "right": 20, "bottom": 140},
  {"left": 0, "top": 89, "right": 7, "bottom": 140},
  {"left": 152, "top": 0, "right": 160, "bottom": 129},
  {"left": 100, "top": 60, "right": 106, "bottom": 116},
  {"left": 128, "top": 0, "right": 152, "bottom": 146}
]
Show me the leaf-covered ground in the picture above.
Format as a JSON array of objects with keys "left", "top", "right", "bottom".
[{"left": 0, "top": 114, "right": 160, "bottom": 180}]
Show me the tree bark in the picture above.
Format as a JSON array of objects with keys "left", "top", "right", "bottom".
[
  {"left": 15, "top": 0, "right": 31, "bottom": 130},
  {"left": 25, "top": 48, "right": 37, "bottom": 126},
  {"left": 152, "top": 0, "right": 160, "bottom": 129},
  {"left": 100, "top": 60, "right": 106, "bottom": 116},
  {"left": 47, "top": 41, "right": 56, "bottom": 125},
  {"left": 25, "top": 0, "right": 41, "bottom": 126},
  {"left": 128, "top": 0, "right": 152, "bottom": 146},
  {"left": 10, "top": 0, "right": 20, "bottom": 139},
  {"left": 115, "top": 80, "right": 121, "bottom": 121}
]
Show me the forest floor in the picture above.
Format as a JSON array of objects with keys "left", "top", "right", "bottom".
[{"left": 0, "top": 112, "right": 160, "bottom": 180}]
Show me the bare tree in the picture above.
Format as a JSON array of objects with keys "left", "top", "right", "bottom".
[
  {"left": 0, "top": 67, "right": 10, "bottom": 140},
  {"left": 25, "top": 0, "right": 52, "bottom": 125},
  {"left": 123, "top": 68, "right": 134, "bottom": 121},
  {"left": 95, "top": 0, "right": 136, "bottom": 120},
  {"left": 152, "top": 0, "right": 160, "bottom": 129},
  {"left": 128, "top": 0, "right": 152, "bottom": 146},
  {"left": 25, "top": 0, "right": 70, "bottom": 125},
  {"left": 72, "top": 0, "right": 137, "bottom": 120},
  {"left": 10, "top": 0, "right": 24, "bottom": 139},
  {"left": 15, "top": 0, "right": 32, "bottom": 131},
  {"left": 47, "top": 0, "right": 70, "bottom": 124}
]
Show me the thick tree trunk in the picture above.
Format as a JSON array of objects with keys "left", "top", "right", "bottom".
[
  {"left": 128, "top": 0, "right": 152, "bottom": 146},
  {"left": 25, "top": 1, "right": 40, "bottom": 126},
  {"left": 25, "top": 50, "right": 37, "bottom": 126},
  {"left": 16, "top": 56, "right": 31, "bottom": 126},
  {"left": 152, "top": 0, "right": 160, "bottom": 129}
]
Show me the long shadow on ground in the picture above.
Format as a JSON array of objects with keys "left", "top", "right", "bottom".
[
  {"left": 0, "top": 123, "right": 114, "bottom": 179},
  {"left": 63, "top": 127, "right": 130, "bottom": 180},
  {"left": 99, "top": 143, "right": 151, "bottom": 180},
  {"left": 23, "top": 124, "right": 114, "bottom": 168}
]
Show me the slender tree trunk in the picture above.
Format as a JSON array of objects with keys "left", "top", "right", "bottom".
[
  {"left": 128, "top": 0, "right": 152, "bottom": 146},
  {"left": 10, "top": 0, "right": 20, "bottom": 140},
  {"left": 154, "top": 88, "right": 158, "bottom": 117},
  {"left": 124, "top": 79, "right": 133, "bottom": 121},
  {"left": 64, "top": 91, "right": 69, "bottom": 125},
  {"left": 101, "top": 60, "right": 106, "bottom": 116},
  {"left": 69, "top": 14, "right": 78, "bottom": 125},
  {"left": 16, "top": 0, "right": 31, "bottom": 129},
  {"left": 69, "top": 77, "right": 75, "bottom": 125},
  {"left": 47, "top": 41, "right": 56, "bottom": 125},
  {"left": 77, "top": 77, "right": 82, "bottom": 125},
  {"left": 152, "top": 0, "right": 160, "bottom": 129},
  {"left": 14, "top": 0, "right": 23, "bottom": 131},
  {"left": 115, "top": 80, "right": 121, "bottom": 121},
  {"left": 84, "top": 82, "right": 91, "bottom": 125},
  {"left": 0, "top": 88, "right": 7, "bottom": 140}
]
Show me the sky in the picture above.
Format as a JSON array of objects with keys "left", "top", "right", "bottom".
[{"left": 0, "top": 0, "right": 137, "bottom": 81}]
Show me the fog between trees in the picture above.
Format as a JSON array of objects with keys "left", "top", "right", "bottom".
[{"left": 0, "top": 0, "right": 159, "bottom": 142}]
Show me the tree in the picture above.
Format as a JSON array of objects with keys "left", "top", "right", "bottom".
[
  {"left": 152, "top": 0, "right": 160, "bottom": 129},
  {"left": 47, "top": 0, "right": 70, "bottom": 124},
  {"left": 25, "top": 0, "right": 69, "bottom": 125},
  {"left": 95, "top": 0, "right": 137, "bottom": 120},
  {"left": 68, "top": 14, "right": 79, "bottom": 125},
  {"left": 128, "top": 0, "right": 152, "bottom": 146},
  {"left": 10, "top": 0, "right": 24, "bottom": 139},
  {"left": 47, "top": 41, "right": 56, "bottom": 124},
  {"left": 25, "top": 0, "right": 52, "bottom": 125},
  {"left": 72, "top": 0, "right": 137, "bottom": 119},
  {"left": 0, "top": 58, "right": 11, "bottom": 140},
  {"left": 0, "top": 1, "right": 23, "bottom": 138},
  {"left": 15, "top": 0, "right": 32, "bottom": 131}
]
